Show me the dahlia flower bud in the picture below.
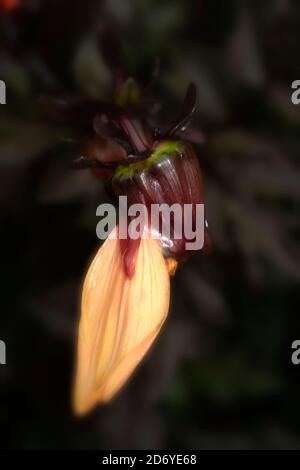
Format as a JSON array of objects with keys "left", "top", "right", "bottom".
[
  {"left": 71, "top": 82, "right": 211, "bottom": 415},
  {"left": 73, "top": 226, "right": 170, "bottom": 415}
]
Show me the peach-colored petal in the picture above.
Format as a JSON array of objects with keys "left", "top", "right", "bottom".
[{"left": 73, "top": 226, "right": 170, "bottom": 415}]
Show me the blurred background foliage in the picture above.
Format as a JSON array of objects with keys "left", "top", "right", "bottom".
[{"left": 0, "top": 0, "right": 300, "bottom": 449}]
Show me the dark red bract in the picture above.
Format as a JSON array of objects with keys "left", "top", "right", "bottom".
[{"left": 111, "top": 140, "right": 207, "bottom": 260}]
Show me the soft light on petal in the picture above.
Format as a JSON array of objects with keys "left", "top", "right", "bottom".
[{"left": 73, "top": 226, "right": 170, "bottom": 415}]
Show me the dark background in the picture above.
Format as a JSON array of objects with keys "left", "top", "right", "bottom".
[{"left": 0, "top": 0, "right": 300, "bottom": 449}]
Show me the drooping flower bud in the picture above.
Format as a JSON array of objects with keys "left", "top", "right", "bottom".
[{"left": 70, "top": 82, "right": 211, "bottom": 415}]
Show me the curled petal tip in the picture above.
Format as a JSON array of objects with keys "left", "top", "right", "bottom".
[
  {"left": 73, "top": 227, "right": 170, "bottom": 415},
  {"left": 165, "top": 257, "right": 178, "bottom": 277}
]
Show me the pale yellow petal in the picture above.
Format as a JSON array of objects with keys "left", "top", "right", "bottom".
[{"left": 73, "top": 227, "right": 170, "bottom": 415}]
